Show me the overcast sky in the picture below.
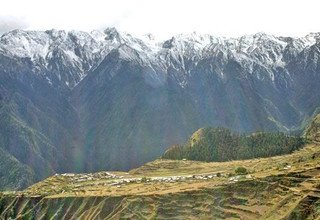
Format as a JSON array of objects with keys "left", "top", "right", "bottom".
[{"left": 0, "top": 0, "right": 319, "bottom": 39}]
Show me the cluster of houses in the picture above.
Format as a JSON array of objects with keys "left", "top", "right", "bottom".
[
  {"left": 48, "top": 170, "right": 256, "bottom": 193},
  {"left": 106, "top": 173, "right": 229, "bottom": 187},
  {"left": 57, "top": 170, "right": 256, "bottom": 188},
  {"left": 57, "top": 171, "right": 231, "bottom": 186},
  {"left": 58, "top": 171, "right": 123, "bottom": 182},
  {"left": 21, "top": 169, "right": 258, "bottom": 197}
]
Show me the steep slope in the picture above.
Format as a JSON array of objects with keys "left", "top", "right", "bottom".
[
  {"left": 0, "top": 148, "right": 34, "bottom": 190},
  {"left": 0, "top": 29, "right": 320, "bottom": 189},
  {"left": 305, "top": 113, "right": 320, "bottom": 142},
  {"left": 72, "top": 46, "right": 202, "bottom": 171},
  {"left": 0, "top": 54, "right": 81, "bottom": 186},
  {"left": 0, "top": 28, "right": 126, "bottom": 188}
]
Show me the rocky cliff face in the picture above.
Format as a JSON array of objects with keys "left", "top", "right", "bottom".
[{"left": 0, "top": 29, "right": 320, "bottom": 189}]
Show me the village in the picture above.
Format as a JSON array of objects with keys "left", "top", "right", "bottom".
[
  {"left": 49, "top": 169, "right": 255, "bottom": 192},
  {"left": 21, "top": 158, "right": 300, "bottom": 198}
]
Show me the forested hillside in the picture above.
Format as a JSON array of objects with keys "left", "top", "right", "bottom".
[{"left": 162, "top": 128, "right": 304, "bottom": 161}]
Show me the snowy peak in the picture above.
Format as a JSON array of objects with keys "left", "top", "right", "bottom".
[
  {"left": 0, "top": 29, "right": 319, "bottom": 88},
  {"left": 1, "top": 29, "right": 319, "bottom": 62},
  {"left": 0, "top": 30, "right": 50, "bottom": 59},
  {"left": 0, "top": 28, "right": 121, "bottom": 63},
  {"left": 0, "top": 28, "right": 124, "bottom": 88}
]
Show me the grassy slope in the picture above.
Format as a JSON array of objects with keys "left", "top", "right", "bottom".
[{"left": 1, "top": 142, "right": 320, "bottom": 219}]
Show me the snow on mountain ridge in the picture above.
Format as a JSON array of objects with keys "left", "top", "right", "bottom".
[
  {"left": 1, "top": 29, "right": 318, "bottom": 61},
  {"left": 0, "top": 28, "right": 319, "bottom": 88}
]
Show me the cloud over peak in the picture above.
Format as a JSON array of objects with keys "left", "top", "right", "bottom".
[{"left": 0, "top": 16, "right": 29, "bottom": 35}]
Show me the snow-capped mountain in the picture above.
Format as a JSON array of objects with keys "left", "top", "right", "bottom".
[
  {"left": 0, "top": 28, "right": 320, "bottom": 189},
  {"left": 1, "top": 29, "right": 319, "bottom": 88}
]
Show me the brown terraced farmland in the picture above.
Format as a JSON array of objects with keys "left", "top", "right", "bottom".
[{"left": 1, "top": 142, "right": 320, "bottom": 219}]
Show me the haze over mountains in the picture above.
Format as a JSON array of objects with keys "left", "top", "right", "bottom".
[{"left": 0, "top": 28, "right": 320, "bottom": 189}]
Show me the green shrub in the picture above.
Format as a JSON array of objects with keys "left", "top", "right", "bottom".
[
  {"left": 235, "top": 167, "right": 248, "bottom": 175},
  {"left": 141, "top": 177, "right": 148, "bottom": 182}
]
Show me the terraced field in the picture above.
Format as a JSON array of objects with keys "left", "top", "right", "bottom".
[{"left": 1, "top": 143, "right": 320, "bottom": 219}]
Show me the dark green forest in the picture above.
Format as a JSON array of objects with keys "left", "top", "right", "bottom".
[{"left": 162, "top": 128, "right": 305, "bottom": 162}]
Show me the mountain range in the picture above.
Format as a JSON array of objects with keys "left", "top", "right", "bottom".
[{"left": 0, "top": 28, "right": 320, "bottom": 189}]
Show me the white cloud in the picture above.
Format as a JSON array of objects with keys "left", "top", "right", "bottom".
[
  {"left": 0, "top": 0, "right": 319, "bottom": 39},
  {"left": 0, "top": 16, "right": 29, "bottom": 35}
]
